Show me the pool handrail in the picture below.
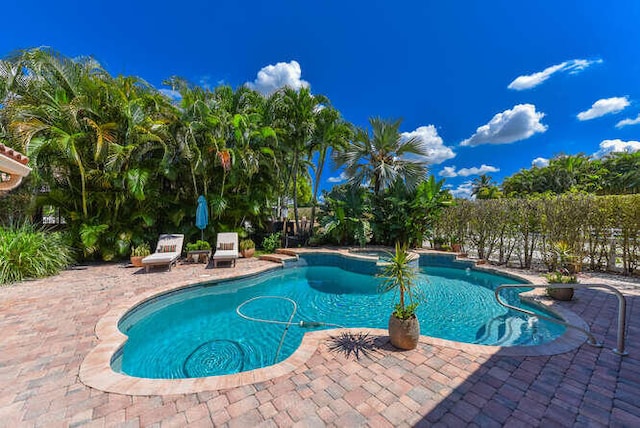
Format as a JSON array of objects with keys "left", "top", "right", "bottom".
[{"left": 495, "top": 283, "right": 628, "bottom": 356}]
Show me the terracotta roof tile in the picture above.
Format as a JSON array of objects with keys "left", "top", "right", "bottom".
[{"left": 0, "top": 143, "right": 29, "bottom": 165}]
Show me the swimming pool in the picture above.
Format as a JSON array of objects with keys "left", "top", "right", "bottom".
[{"left": 113, "top": 253, "right": 564, "bottom": 379}]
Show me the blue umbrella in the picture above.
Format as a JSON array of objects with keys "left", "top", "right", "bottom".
[{"left": 195, "top": 195, "right": 209, "bottom": 240}]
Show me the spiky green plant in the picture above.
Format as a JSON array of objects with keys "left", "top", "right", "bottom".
[
  {"left": 0, "top": 224, "right": 74, "bottom": 285},
  {"left": 378, "top": 241, "right": 421, "bottom": 319}
]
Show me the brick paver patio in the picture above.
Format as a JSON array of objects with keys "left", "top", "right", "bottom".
[{"left": 1, "top": 254, "right": 639, "bottom": 427}]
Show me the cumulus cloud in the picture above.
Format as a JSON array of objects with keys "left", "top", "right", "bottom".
[
  {"left": 439, "top": 164, "right": 499, "bottom": 178},
  {"left": 246, "top": 60, "right": 309, "bottom": 95},
  {"left": 458, "top": 164, "right": 499, "bottom": 177},
  {"left": 159, "top": 89, "right": 182, "bottom": 102},
  {"left": 460, "top": 104, "right": 547, "bottom": 147},
  {"left": 327, "top": 172, "right": 348, "bottom": 183},
  {"left": 616, "top": 113, "right": 640, "bottom": 128},
  {"left": 577, "top": 97, "right": 630, "bottom": 121},
  {"left": 439, "top": 166, "right": 457, "bottom": 178},
  {"left": 532, "top": 157, "right": 550, "bottom": 168},
  {"left": 508, "top": 59, "right": 602, "bottom": 90},
  {"left": 449, "top": 181, "right": 474, "bottom": 199},
  {"left": 400, "top": 125, "right": 455, "bottom": 165},
  {"left": 592, "top": 139, "right": 640, "bottom": 159}
]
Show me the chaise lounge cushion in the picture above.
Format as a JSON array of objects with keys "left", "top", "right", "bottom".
[
  {"left": 142, "top": 234, "right": 184, "bottom": 272},
  {"left": 212, "top": 232, "right": 238, "bottom": 267}
]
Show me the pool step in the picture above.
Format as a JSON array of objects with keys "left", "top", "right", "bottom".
[{"left": 259, "top": 252, "right": 298, "bottom": 266}]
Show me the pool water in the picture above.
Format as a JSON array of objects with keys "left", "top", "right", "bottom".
[{"left": 115, "top": 261, "right": 564, "bottom": 379}]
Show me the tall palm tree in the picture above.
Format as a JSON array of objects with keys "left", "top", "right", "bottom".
[
  {"left": 270, "top": 86, "right": 326, "bottom": 231},
  {"left": 333, "top": 117, "right": 429, "bottom": 195},
  {"left": 307, "top": 106, "right": 352, "bottom": 235}
]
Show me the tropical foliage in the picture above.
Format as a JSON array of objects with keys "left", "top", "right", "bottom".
[
  {"left": 0, "top": 48, "right": 355, "bottom": 259},
  {"left": 0, "top": 223, "right": 74, "bottom": 285},
  {"left": 502, "top": 153, "right": 640, "bottom": 196}
]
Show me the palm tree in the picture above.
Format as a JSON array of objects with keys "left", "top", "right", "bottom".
[
  {"left": 307, "top": 106, "right": 352, "bottom": 236},
  {"left": 6, "top": 48, "right": 105, "bottom": 217},
  {"left": 333, "top": 117, "right": 429, "bottom": 195},
  {"left": 471, "top": 174, "right": 502, "bottom": 199},
  {"left": 270, "top": 86, "right": 327, "bottom": 232}
]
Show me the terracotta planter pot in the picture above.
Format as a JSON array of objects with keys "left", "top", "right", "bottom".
[
  {"left": 130, "top": 256, "right": 145, "bottom": 267},
  {"left": 547, "top": 286, "right": 574, "bottom": 301},
  {"left": 241, "top": 248, "right": 255, "bottom": 258},
  {"left": 388, "top": 314, "right": 420, "bottom": 350}
]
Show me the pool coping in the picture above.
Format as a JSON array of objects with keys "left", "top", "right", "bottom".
[{"left": 79, "top": 249, "right": 588, "bottom": 396}]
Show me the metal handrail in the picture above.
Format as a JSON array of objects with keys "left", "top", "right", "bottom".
[{"left": 495, "top": 283, "right": 628, "bottom": 356}]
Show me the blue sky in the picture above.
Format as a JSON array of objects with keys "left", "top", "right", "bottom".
[{"left": 3, "top": 0, "right": 640, "bottom": 197}]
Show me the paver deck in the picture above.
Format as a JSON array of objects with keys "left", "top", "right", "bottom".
[{"left": 1, "top": 252, "right": 639, "bottom": 427}]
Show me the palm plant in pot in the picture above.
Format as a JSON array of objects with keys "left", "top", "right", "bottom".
[
  {"left": 130, "top": 242, "right": 151, "bottom": 267},
  {"left": 239, "top": 239, "right": 255, "bottom": 258},
  {"left": 378, "top": 241, "right": 422, "bottom": 350}
]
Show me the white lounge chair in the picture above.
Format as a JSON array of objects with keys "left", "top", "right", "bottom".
[
  {"left": 142, "top": 234, "right": 184, "bottom": 273},
  {"left": 212, "top": 232, "right": 238, "bottom": 268}
]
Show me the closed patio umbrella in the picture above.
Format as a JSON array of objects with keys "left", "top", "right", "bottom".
[{"left": 195, "top": 195, "right": 209, "bottom": 241}]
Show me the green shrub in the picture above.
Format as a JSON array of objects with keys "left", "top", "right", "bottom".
[
  {"left": 544, "top": 271, "right": 578, "bottom": 284},
  {"left": 262, "top": 232, "right": 281, "bottom": 253},
  {"left": 239, "top": 239, "right": 255, "bottom": 251},
  {"left": 186, "top": 240, "right": 211, "bottom": 251},
  {"left": 131, "top": 242, "right": 151, "bottom": 257},
  {"left": 0, "top": 224, "right": 74, "bottom": 285}
]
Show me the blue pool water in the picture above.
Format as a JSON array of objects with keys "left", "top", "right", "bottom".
[{"left": 114, "top": 254, "right": 565, "bottom": 379}]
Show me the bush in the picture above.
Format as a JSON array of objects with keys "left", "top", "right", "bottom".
[
  {"left": 186, "top": 240, "right": 211, "bottom": 251},
  {"left": 239, "top": 239, "right": 255, "bottom": 251},
  {"left": 131, "top": 242, "right": 151, "bottom": 257},
  {"left": 262, "top": 232, "right": 281, "bottom": 253},
  {"left": 0, "top": 224, "right": 74, "bottom": 285}
]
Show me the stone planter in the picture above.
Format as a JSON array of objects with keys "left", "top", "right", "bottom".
[
  {"left": 547, "top": 286, "right": 574, "bottom": 301},
  {"left": 388, "top": 314, "right": 420, "bottom": 350},
  {"left": 130, "top": 256, "right": 145, "bottom": 267},
  {"left": 241, "top": 248, "right": 255, "bottom": 258}
]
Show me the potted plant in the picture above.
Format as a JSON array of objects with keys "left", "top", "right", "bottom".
[
  {"left": 378, "top": 242, "right": 422, "bottom": 350},
  {"left": 186, "top": 240, "right": 211, "bottom": 263},
  {"left": 130, "top": 242, "right": 151, "bottom": 267},
  {"left": 186, "top": 240, "right": 211, "bottom": 252},
  {"left": 544, "top": 270, "right": 578, "bottom": 301},
  {"left": 239, "top": 239, "right": 255, "bottom": 258}
]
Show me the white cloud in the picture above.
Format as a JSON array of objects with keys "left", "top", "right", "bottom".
[
  {"left": 439, "top": 164, "right": 499, "bottom": 178},
  {"left": 327, "top": 171, "right": 348, "bottom": 183},
  {"left": 460, "top": 104, "right": 547, "bottom": 147},
  {"left": 508, "top": 59, "right": 602, "bottom": 90},
  {"left": 508, "top": 63, "right": 567, "bottom": 91},
  {"left": 616, "top": 113, "right": 640, "bottom": 128},
  {"left": 450, "top": 181, "right": 474, "bottom": 199},
  {"left": 592, "top": 139, "right": 640, "bottom": 159},
  {"left": 246, "top": 60, "right": 309, "bottom": 95},
  {"left": 532, "top": 157, "right": 549, "bottom": 168},
  {"left": 577, "top": 96, "right": 630, "bottom": 121},
  {"left": 400, "top": 125, "right": 455, "bottom": 165},
  {"left": 439, "top": 166, "right": 457, "bottom": 178},
  {"left": 159, "top": 88, "right": 182, "bottom": 101},
  {"left": 457, "top": 164, "right": 499, "bottom": 177}
]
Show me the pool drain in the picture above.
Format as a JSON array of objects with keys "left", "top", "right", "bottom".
[{"left": 183, "top": 340, "right": 245, "bottom": 377}]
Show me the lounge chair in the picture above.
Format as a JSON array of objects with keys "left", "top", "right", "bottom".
[
  {"left": 212, "top": 232, "right": 238, "bottom": 267},
  {"left": 142, "top": 234, "right": 184, "bottom": 273}
]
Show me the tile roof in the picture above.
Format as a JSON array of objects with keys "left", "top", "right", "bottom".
[{"left": 0, "top": 143, "right": 29, "bottom": 165}]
